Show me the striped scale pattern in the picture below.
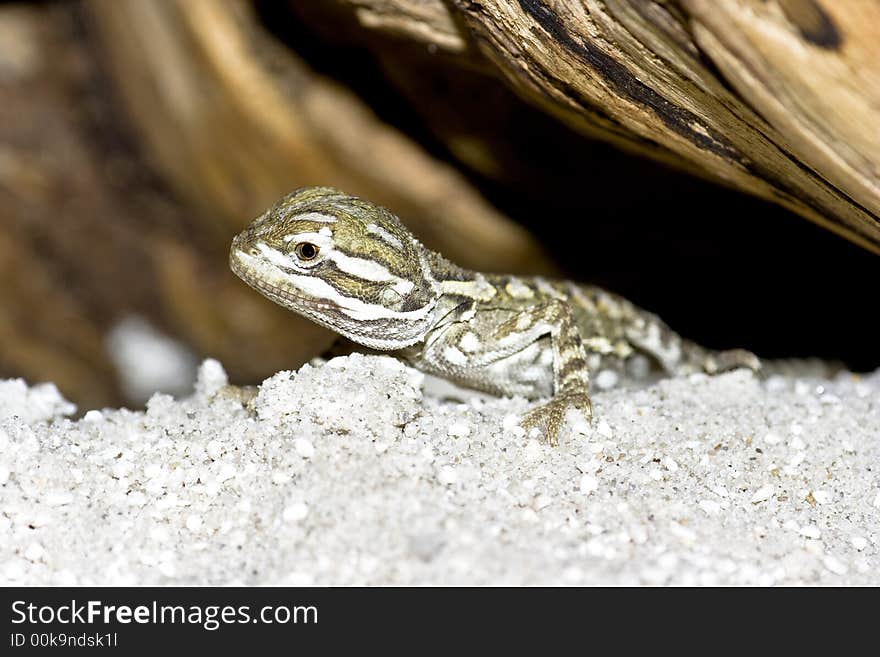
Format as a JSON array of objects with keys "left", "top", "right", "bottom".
[{"left": 231, "top": 187, "right": 759, "bottom": 445}]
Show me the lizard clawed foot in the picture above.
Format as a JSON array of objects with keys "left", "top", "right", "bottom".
[
  {"left": 520, "top": 391, "right": 593, "bottom": 447},
  {"left": 703, "top": 349, "right": 761, "bottom": 375}
]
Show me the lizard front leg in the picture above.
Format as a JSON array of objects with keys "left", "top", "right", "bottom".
[
  {"left": 509, "top": 301, "right": 592, "bottom": 446},
  {"left": 417, "top": 299, "right": 592, "bottom": 446}
]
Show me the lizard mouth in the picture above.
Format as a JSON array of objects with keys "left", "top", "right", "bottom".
[{"left": 230, "top": 251, "right": 338, "bottom": 313}]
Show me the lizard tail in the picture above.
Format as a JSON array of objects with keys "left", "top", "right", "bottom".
[
  {"left": 674, "top": 339, "right": 762, "bottom": 376},
  {"left": 701, "top": 347, "right": 762, "bottom": 375}
]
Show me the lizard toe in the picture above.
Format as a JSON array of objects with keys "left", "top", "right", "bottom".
[{"left": 520, "top": 391, "right": 593, "bottom": 447}]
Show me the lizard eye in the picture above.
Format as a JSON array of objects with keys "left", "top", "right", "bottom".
[{"left": 294, "top": 242, "right": 320, "bottom": 261}]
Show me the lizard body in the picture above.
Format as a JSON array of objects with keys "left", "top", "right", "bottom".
[{"left": 230, "top": 187, "right": 759, "bottom": 445}]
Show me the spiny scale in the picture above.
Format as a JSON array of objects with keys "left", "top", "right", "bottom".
[{"left": 230, "top": 186, "right": 759, "bottom": 446}]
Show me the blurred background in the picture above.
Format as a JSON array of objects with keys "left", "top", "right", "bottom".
[{"left": 0, "top": 0, "right": 877, "bottom": 411}]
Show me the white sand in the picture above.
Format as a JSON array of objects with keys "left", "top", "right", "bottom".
[{"left": 1, "top": 354, "right": 878, "bottom": 585}]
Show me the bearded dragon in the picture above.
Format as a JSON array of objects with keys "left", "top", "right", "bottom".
[{"left": 230, "top": 187, "right": 759, "bottom": 445}]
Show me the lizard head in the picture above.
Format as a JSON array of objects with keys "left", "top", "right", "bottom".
[{"left": 230, "top": 186, "right": 440, "bottom": 350}]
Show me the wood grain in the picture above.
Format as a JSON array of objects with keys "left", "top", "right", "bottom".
[{"left": 326, "top": 0, "right": 880, "bottom": 253}]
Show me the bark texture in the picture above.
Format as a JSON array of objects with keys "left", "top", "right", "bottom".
[{"left": 323, "top": 0, "right": 880, "bottom": 252}]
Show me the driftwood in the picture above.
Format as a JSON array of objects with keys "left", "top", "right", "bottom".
[{"left": 315, "top": 0, "right": 880, "bottom": 253}]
